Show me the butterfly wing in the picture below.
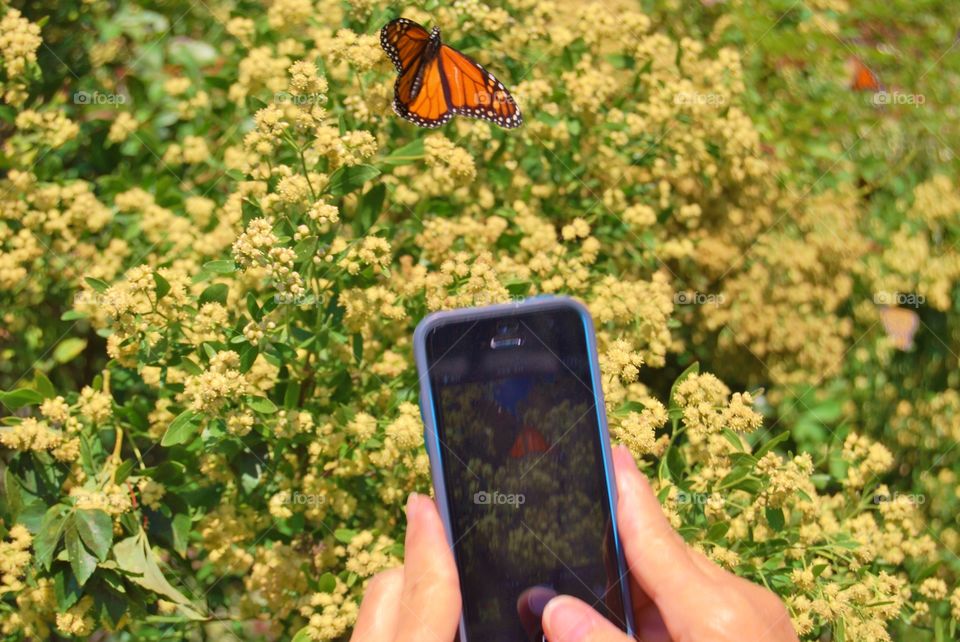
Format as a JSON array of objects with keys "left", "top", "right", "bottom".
[
  {"left": 439, "top": 44, "right": 522, "bottom": 128},
  {"left": 879, "top": 306, "right": 919, "bottom": 351},
  {"left": 394, "top": 56, "right": 453, "bottom": 128},
  {"left": 381, "top": 18, "right": 453, "bottom": 128},
  {"left": 380, "top": 18, "right": 430, "bottom": 73},
  {"left": 850, "top": 58, "right": 881, "bottom": 91}
]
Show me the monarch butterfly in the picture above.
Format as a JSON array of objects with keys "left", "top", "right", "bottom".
[
  {"left": 850, "top": 57, "right": 882, "bottom": 92},
  {"left": 878, "top": 305, "right": 919, "bottom": 351},
  {"left": 509, "top": 425, "right": 550, "bottom": 459},
  {"left": 380, "top": 17, "right": 522, "bottom": 129}
]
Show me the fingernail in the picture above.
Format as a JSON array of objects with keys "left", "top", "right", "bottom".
[
  {"left": 544, "top": 596, "right": 593, "bottom": 640},
  {"left": 406, "top": 492, "right": 420, "bottom": 518},
  {"left": 612, "top": 444, "right": 633, "bottom": 463},
  {"left": 526, "top": 586, "right": 556, "bottom": 616}
]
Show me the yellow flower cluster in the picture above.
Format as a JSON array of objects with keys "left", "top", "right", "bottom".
[
  {"left": 0, "top": 578, "right": 54, "bottom": 638},
  {"left": 841, "top": 433, "right": 894, "bottom": 489},
  {"left": 55, "top": 596, "right": 94, "bottom": 637},
  {"left": 70, "top": 482, "right": 133, "bottom": 516},
  {"left": 0, "top": 418, "right": 79, "bottom": 462},
  {"left": 0, "top": 525, "right": 31, "bottom": 595},
  {"left": 0, "top": 7, "right": 41, "bottom": 105},
  {"left": 298, "top": 578, "right": 359, "bottom": 641},
  {"left": 241, "top": 543, "right": 308, "bottom": 619}
]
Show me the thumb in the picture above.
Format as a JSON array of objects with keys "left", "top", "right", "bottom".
[
  {"left": 611, "top": 446, "right": 710, "bottom": 622},
  {"left": 392, "top": 493, "right": 461, "bottom": 642},
  {"left": 542, "top": 595, "right": 630, "bottom": 642}
]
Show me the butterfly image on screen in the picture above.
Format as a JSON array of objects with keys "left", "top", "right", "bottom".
[
  {"left": 878, "top": 305, "right": 920, "bottom": 351},
  {"left": 380, "top": 17, "right": 522, "bottom": 129},
  {"left": 849, "top": 57, "right": 882, "bottom": 92}
]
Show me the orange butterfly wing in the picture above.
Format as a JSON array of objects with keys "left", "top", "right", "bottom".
[
  {"left": 879, "top": 306, "right": 919, "bottom": 351},
  {"left": 380, "top": 18, "right": 430, "bottom": 74},
  {"left": 509, "top": 426, "right": 550, "bottom": 459},
  {"left": 439, "top": 45, "right": 522, "bottom": 128},
  {"left": 850, "top": 58, "right": 881, "bottom": 92}
]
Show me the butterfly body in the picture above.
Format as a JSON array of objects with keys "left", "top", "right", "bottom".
[
  {"left": 406, "top": 26, "right": 442, "bottom": 102},
  {"left": 380, "top": 17, "right": 522, "bottom": 129}
]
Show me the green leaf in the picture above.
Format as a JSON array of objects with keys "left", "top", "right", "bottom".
[
  {"left": 292, "top": 627, "right": 314, "bottom": 642},
  {"left": 179, "top": 357, "right": 203, "bottom": 376},
  {"left": 61, "top": 309, "right": 89, "bottom": 321},
  {"left": 381, "top": 138, "right": 425, "bottom": 165},
  {"left": 246, "top": 292, "right": 262, "bottom": 321},
  {"left": 353, "top": 183, "right": 386, "bottom": 236},
  {"left": 239, "top": 344, "right": 258, "bottom": 373},
  {"left": 283, "top": 382, "right": 301, "bottom": 409},
  {"left": 35, "top": 505, "right": 69, "bottom": 570},
  {"left": 33, "top": 371, "right": 56, "bottom": 398},
  {"left": 352, "top": 333, "right": 363, "bottom": 363},
  {"left": 91, "top": 577, "right": 128, "bottom": 628},
  {"left": 4, "top": 468, "right": 22, "bottom": 517},
  {"left": 85, "top": 277, "right": 109, "bottom": 293},
  {"left": 720, "top": 429, "right": 744, "bottom": 451},
  {"left": 113, "top": 532, "right": 205, "bottom": 619},
  {"left": 113, "top": 459, "right": 136, "bottom": 484},
  {"left": 327, "top": 164, "right": 381, "bottom": 196},
  {"left": 75, "top": 509, "right": 113, "bottom": 561},
  {"left": 334, "top": 528, "right": 357, "bottom": 543},
  {"left": 153, "top": 272, "right": 171, "bottom": 299},
  {"left": 0, "top": 388, "right": 45, "bottom": 411},
  {"left": 248, "top": 396, "right": 277, "bottom": 414},
  {"left": 316, "top": 572, "right": 337, "bottom": 593},
  {"left": 54, "top": 567, "right": 82, "bottom": 610},
  {"left": 172, "top": 513, "right": 191, "bottom": 556},
  {"left": 765, "top": 507, "right": 785, "bottom": 531},
  {"left": 66, "top": 520, "right": 98, "bottom": 586},
  {"left": 202, "top": 259, "right": 236, "bottom": 274},
  {"left": 161, "top": 410, "right": 201, "bottom": 446},
  {"left": 199, "top": 283, "right": 229, "bottom": 305},
  {"left": 706, "top": 521, "right": 730, "bottom": 542},
  {"left": 753, "top": 431, "right": 790, "bottom": 460},
  {"left": 54, "top": 338, "right": 88, "bottom": 364}
]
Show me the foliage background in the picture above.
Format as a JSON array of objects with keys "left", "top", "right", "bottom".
[{"left": 1, "top": 0, "right": 959, "bottom": 639}]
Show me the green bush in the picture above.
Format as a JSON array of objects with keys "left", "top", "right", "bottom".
[{"left": 0, "top": 0, "right": 958, "bottom": 639}]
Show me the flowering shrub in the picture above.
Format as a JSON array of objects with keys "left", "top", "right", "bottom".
[{"left": 1, "top": 0, "right": 959, "bottom": 640}]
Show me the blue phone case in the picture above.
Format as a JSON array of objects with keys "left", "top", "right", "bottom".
[{"left": 413, "top": 295, "right": 636, "bottom": 640}]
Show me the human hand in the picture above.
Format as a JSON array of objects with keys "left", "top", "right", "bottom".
[
  {"left": 540, "top": 445, "right": 799, "bottom": 642},
  {"left": 350, "top": 492, "right": 461, "bottom": 642},
  {"left": 352, "top": 446, "right": 800, "bottom": 642}
]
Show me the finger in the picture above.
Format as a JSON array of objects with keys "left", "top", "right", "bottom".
[
  {"left": 393, "top": 493, "right": 461, "bottom": 642},
  {"left": 351, "top": 567, "right": 404, "bottom": 642},
  {"left": 726, "top": 575, "right": 798, "bottom": 641},
  {"left": 690, "top": 548, "right": 795, "bottom": 637},
  {"left": 611, "top": 446, "right": 710, "bottom": 618},
  {"left": 688, "top": 546, "right": 727, "bottom": 579},
  {"left": 630, "top": 577, "right": 671, "bottom": 642},
  {"left": 542, "top": 595, "right": 630, "bottom": 642},
  {"left": 517, "top": 586, "right": 557, "bottom": 639}
]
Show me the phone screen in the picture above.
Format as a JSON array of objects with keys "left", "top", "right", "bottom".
[{"left": 424, "top": 307, "right": 628, "bottom": 640}]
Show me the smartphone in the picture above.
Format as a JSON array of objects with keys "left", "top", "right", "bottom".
[{"left": 413, "top": 296, "right": 635, "bottom": 641}]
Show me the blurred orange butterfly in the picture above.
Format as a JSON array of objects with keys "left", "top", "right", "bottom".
[
  {"left": 878, "top": 306, "right": 919, "bottom": 351},
  {"left": 509, "top": 425, "right": 550, "bottom": 459},
  {"left": 850, "top": 57, "right": 882, "bottom": 92},
  {"left": 380, "top": 17, "right": 522, "bottom": 129}
]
